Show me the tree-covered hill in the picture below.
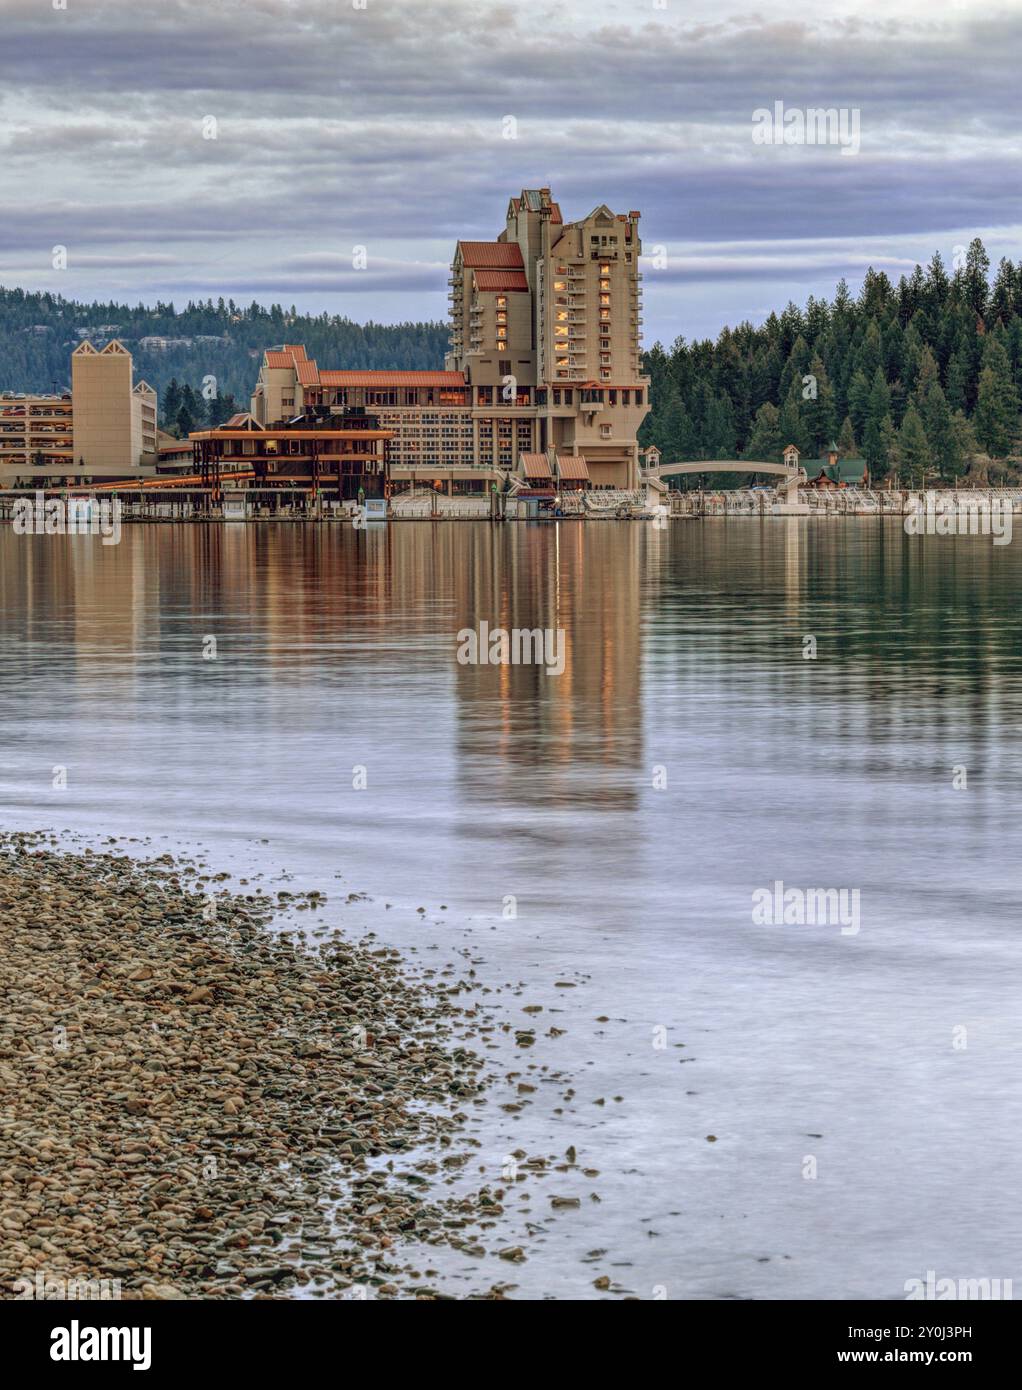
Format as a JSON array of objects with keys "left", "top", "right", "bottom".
[
  {"left": 4, "top": 240, "right": 1021, "bottom": 483},
  {"left": 639, "top": 238, "right": 1022, "bottom": 487},
  {"left": 0, "top": 286, "right": 449, "bottom": 430}
]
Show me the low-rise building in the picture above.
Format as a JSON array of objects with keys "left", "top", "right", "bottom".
[
  {"left": 784, "top": 442, "right": 867, "bottom": 487},
  {"left": 190, "top": 408, "right": 393, "bottom": 501}
]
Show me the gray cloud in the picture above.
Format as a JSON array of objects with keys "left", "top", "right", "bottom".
[{"left": 0, "top": 0, "right": 1018, "bottom": 340}]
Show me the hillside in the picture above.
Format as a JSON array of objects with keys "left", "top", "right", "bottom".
[
  {"left": 3, "top": 239, "right": 1021, "bottom": 486},
  {"left": 0, "top": 287, "right": 449, "bottom": 430}
]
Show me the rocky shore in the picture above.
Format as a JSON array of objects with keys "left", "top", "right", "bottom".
[{"left": 0, "top": 832, "right": 507, "bottom": 1299}]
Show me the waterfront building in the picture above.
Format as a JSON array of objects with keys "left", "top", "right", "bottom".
[
  {"left": 0, "top": 340, "right": 158, "bottom": 483},
  {"left": 783, "top": 442, "right": 867, "bottom": 488},
  {"left": 190, "top": 408, "right": 393, "bottom": 501},
  {"left": 248, "top": 189, "right": 650, "bottom": 491}
]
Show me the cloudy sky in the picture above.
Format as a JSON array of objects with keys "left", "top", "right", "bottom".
[{"left": 1, "top": 0, "right": 1019, "bottom": 344}]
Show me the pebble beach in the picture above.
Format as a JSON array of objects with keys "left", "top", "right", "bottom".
[{"left": 0, "top": 832, "right": 511, "bottom": 1300}]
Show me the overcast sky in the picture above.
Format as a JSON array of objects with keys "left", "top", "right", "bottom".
[{"left": 0, "top": 0, "right": 1019, "bottom": 345}]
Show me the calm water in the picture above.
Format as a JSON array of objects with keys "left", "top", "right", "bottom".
[{"left": 2, "top": 518, "right": 1021, "bottom": 1300}]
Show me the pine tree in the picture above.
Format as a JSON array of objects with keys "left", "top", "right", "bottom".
[
  {"left": 878, "top": 416, "right": 900, "bottom": 483},
  {"left": 802, "top": 353, "right": 837, "bottom": 451},
  {"left": 837, "top": 415, "right": 857, "bottom": 456},
  {"left": 778, "top": 378, "right": 809, "bottom": 456},
  {"left": 162, "top": 378, "right": 182, "bottom": 430},
  {"left": 899, "top": 404, "right": 931, "bottom": 486},
  {"left": 847, "top": 370, "right": 871, "bottom": 441},
  {"left": 923, "top": 382, "right": 960, "bottom": 480},
  {"left": 745, "top": 402, "right": 783, "bottom": 462},
  {"left": 974, "top": 339, "right": 1019, "bottom": 457}
]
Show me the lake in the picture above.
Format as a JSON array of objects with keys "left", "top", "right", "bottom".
[{"left": 2, "top": 517, "right": 1020, "bottom": 1299}]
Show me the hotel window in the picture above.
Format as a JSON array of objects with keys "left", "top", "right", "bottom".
[
  {"left": 600, "top": 424, "right": 611, "bottom": 438},
  {"left": 600, "top": 279, "right": 610, "bottom": 292},
  {"left": 496, "top": 296, "right": 507, "bottom": 309},
  {"left": 553, "top": 390, "right": 561, "bottom": 405},
  {"left": 553, "top": 280, "right": 565, "bottom": 291},
  {"left": 600, "top": 264, "right": 610, "bottom": 275},
  {"left": 609, "top": 390, "right": 617, "bottom": 405},
  {"left": 600, "top": 295, "right": 610, "bottom": 307},
  {"left": 621, "top": 390, "right": 630, "bottom": 406},
  {"left": 635, "top": 389, "right": 643, "bottom": 405},
  {"left": 499, "top": 359, "right": 511, "bottom": 375},
  {"left": 563, "top": 389, "right": 573, "bottom": 404}
]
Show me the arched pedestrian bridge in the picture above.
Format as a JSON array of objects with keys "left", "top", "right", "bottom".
[{"left": 642, "top": 459, "right": 805, "bottom": 498}]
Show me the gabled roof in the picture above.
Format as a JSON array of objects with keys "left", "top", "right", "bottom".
[
  {"left": 474, "top": 269, "right": 528, "bottom": 292},
  {"left": 520, "top": 452, "right": 552, "bottom": 478},
  {"left": 294, "top": 358, "right": 320, "bottom": 387},
  {"left": 100, "top": 340, "right": 129, "bottom": 354},
  {"left": 458, "top": 241, "right": 525, "bottom": 269},
  {"left": 802, "top": 457, "right": 867, "bottom": 483},
  {"left": 556, "top": 453, "right": 590, "bottom": 479}
]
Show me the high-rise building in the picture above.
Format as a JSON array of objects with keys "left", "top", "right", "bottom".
[
  {"left": 447, "top": 188, "right": 649, "bottom": 487},
  {"left": 249, "top": 190, "right": 649, "bottom": 491}
]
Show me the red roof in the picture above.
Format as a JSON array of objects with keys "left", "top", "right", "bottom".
[
  {"left": 520, "top": 452, "right": 552, "bottom": 478},
  {"left": 318, "top": 370, "right": 466, "bottom": 388},
  {"left": 475, "top": 269, "right": 528, "bottom": 292},
  {"left": 263, "top": 344, "right": 465, "bottom": 390},
  {"left": 556, "top": 454, "right": 590, "bottom": 479},
  {"left": 458, "top": 241, "right": 524, "bottom": 269},
  {"left": 294, "top": 359, "right": 320, "bottom": 386}
]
